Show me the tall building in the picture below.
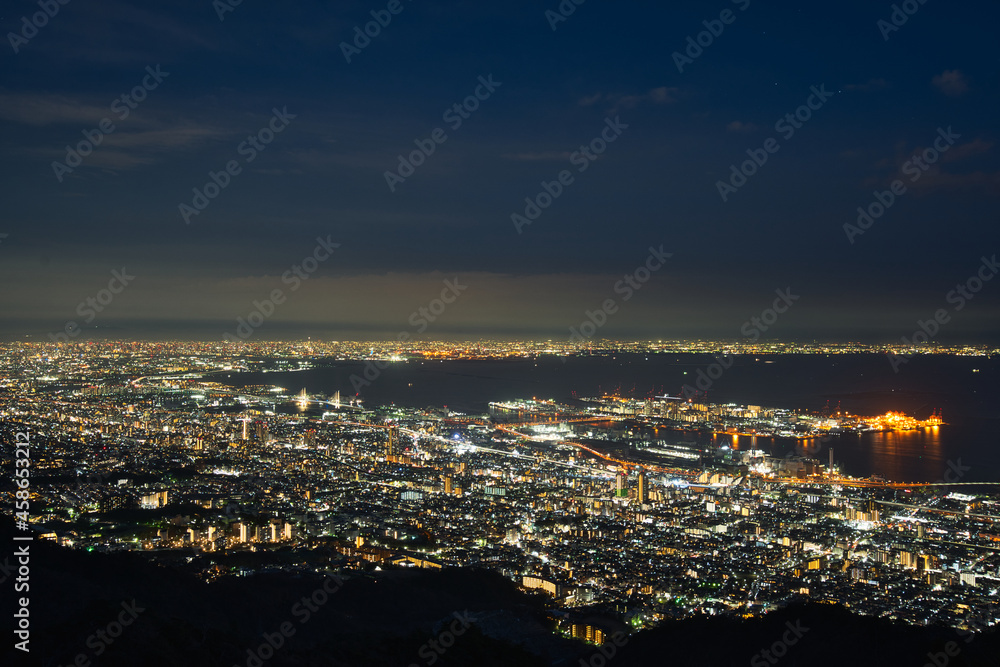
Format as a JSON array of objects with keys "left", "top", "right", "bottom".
[
  {"left": 637, "top": 471, "right": 648, "bottom": 503},
  {"left": 99, "top": 492, "right": 132, "bottom": 513},
  {"left": 255, "top": 421, "right": 269, "bottom": 444},
  {"left": 386, "top": 426, "right": 401, "bottom": 458},
  {"left": 615, "top": 471, "right": 628, "bottom": 498}
]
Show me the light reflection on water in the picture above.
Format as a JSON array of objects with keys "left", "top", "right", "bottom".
[
  {"left": 212, "top": 354, "right": 1000, "bottom": 483},
  {"left": 635, "top": 426, "right": 954, "bottom": 482}
]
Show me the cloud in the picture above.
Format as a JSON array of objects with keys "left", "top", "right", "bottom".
[
  {"left": 38, "top": 1, "right": 221, "bottom": 64},
  {"left": 726, "top": 121, "right": 757, "bottom": 132},
  {"left": 0, "top": 93, "right": 110, "bottom": 126},
  {"left": 932, "top": 70, "right": 969, "bottom": 96},
  {"left": 941, "top": 138, "right": 993, "bottom": 163},
  {"left": 873, "top": 138, "right": 1000, "bottom": 194},
  {"left": 99, "top": 125, "right": 225, "bottom": 151},
  {"left": 648, "top": 87, "right": 679, "bottom": 104},
  {"left": 579, "top": 87, "right": 679, "bottom": 113},
  {"left": 0, "top": 93, "right": 231, "bottom": 172},
  {"left": 908, "top": 169, "right": 1000, "bottom": 193},
  {"left": 64, "top": 125, "right": 230, "bottom": 170}
]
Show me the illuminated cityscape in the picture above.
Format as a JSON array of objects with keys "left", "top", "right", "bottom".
[
  {"left": 3, "top": 341, "right": 997, "bottom": 656},
  {"left": 3, "top": 0, "right": 1000, "bottom": 663}
]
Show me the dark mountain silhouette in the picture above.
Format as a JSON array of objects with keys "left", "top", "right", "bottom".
[{"left": 2, "top": 518, "right": 997, "bottom": 667}]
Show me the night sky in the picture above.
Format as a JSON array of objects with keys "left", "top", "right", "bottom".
[{"left": 1, "top": 0, "right": 998, "bottom": 342}]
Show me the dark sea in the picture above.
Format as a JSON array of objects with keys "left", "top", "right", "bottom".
[{"left": 210, "top": 353, "right": 1000, "bottom": 483}]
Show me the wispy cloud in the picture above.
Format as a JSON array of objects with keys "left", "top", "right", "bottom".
[
  {"left": 0, "top": 93, "right": 231, "bottom": 172},
  {"left": 0, "top": 93, "right": 110, "bottom": 126},
  {"left": 941, "top": 137, "right": 993, "bottom": 163},
  {"left": 932, "top": 70, "right": 969, "bottom": 96},
  {"left": 39, "top": 0, "right": 221, "bottom": 64},
  {"left": 865, "top": 138, "right": 1000, "bottom": 194},
  {"left": 579, "top": 87, "right": 679, "bottom": 114}
]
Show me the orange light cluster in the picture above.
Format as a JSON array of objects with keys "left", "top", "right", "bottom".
[{"left": 861, "top": 411, "right": 944, "bottom": 430}]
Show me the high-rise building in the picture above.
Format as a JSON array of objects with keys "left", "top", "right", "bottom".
[
  {"left": 386, "top": 426, "right": 401, "bottom": 458},
  {"left": 255, "top": 421, "right": 269, "bottom": 443},
  {"left": 99, "top": 492, "right": 132, "bottom": 513},
  {"left": 637, "top": 471, "right": 648, "bottom": 503}
]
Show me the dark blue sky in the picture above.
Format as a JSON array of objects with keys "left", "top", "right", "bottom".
[{"left": 1, "top": 0, "right": 998, "bottom": 342}]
